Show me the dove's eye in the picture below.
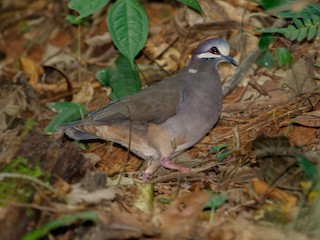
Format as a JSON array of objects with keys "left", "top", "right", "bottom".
[{"left": 209, "top": 47, "right": 220, "bottom": 55}]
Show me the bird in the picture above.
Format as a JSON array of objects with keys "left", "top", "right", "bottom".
[{"left": 58, "top": 38, "right": 237, "bottom": 180}]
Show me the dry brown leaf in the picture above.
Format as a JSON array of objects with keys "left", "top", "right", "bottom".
[
  {"left": 154, "top": 191, "right": 210, "bottom": 239},
  {"left": 85, "top": 33, "right": 112, "bottom": 47},
  {"left": 42, "top": 45, "right": 77, "bottom": 71},
  {"left": 72, "top": 81, "right": 94, "bottom": 104},
  {"left": 294, "top": 110, "right": 320, "bottom": 127},
  {"left": 66, "top": 183, "right": 116, "bottom": 205},
  {"left": 252, "top": 178, "right": 297, "bottom": 207},
  {"left": 279, "top": 57, "right": 317, "bottom": 96},
  {"left": 153, "top": 43, "right": 181, "bottom": 72},
  {"left": 0, "top": 85, "right": 28, "bottom": 133},
  {"left": 20, "top": 57, "right": 44, "bottom": 85}
]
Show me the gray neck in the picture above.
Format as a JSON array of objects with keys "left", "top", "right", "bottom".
[{"left": 185, "top": 57, "right": 220, "bottom": 73}]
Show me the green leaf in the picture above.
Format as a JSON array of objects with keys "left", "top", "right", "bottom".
[
  {"left": 96, "top": 67, "right": 112, "bottom": 86},
  {"left": 22, "top": 211, "right": 98, "bottom": 240},
  {"left": 107, "top": 0, "right": 148, "bottom": 65},
  {"left": 210, "top": 144, "right": 232, "bottom": 161},
  {"left": 215, "top": 149, "right": 233, "bottom": 161},
  {"left": 307, "top": 25, "right": 317, "bottom": 40},
  {"left": 257, "top": 13, "right": 320, "bottom": 41},
  {"left": 258, "top": 33, "right": 273, "bottom": 51},
  {"left": 210, "top": 144, "right": 228, "bottom": 154},
  {"left": 297, "top": 27, "right": 308, "bottom": 41},
  {"left": 65, "top": 15, "right": 88, "bottom": 25},
  {"left": 44, "top": 102, "right": 87, "bottom": 134},
  {"left": 311, "top": 14, "right": 320, "bottom": 24},
  {"left": 204, "top": 192, "right": 228, "bottom": 210},
  {"left": 276, "top": 47, "right": 293, "bottom": 67},
  {"left": 97, "top": 54, "right": 141, "bottom": 100},
  {"left": 286, "top": 25, "right": 298, "bottom": 40},
  {"left": 296, "top": 155, "right": 317, "bottom": 182},
  {"left": 256, "top": 50, "right": 275, "bottom": 68},
  {"left": 257, "top": 0, "right": 290, "bottom": 11},
  {"left": 177, "top": 0, "right": 204, "bottom": 15},
  {"left": 303, "top": 15, "right": 313, "bottom": 26},
  {"left": 68, "top": 0, "right": 110, "bottom": 19},
  {"left": 293, "top": 18, "right": 304, "bottom": 28},
  {"left": 204, "top": 191, "right": 228, "bottom": 223}
]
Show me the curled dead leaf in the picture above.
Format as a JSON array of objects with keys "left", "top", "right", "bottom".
[{"left": 294, "top": 110, "right": 320, "bottom": 127}]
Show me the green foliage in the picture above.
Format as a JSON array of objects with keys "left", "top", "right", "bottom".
[
  {"left": 69, "top": 0, "right": 203, "bottom": 66},
  {"left": 68, "top": 0, "right": 203, "bottom": 97},
  {"left": 210, "top": 144, "right": 233, "bottom": 161},
  {"left": 257, "top": 34, "right": 293, "bottom": 68},
  {"left": 276, "top": 47, "right": 293, "bottom": 66},
  {"left": 296, "top": 155, "right": 317, "bottom": 183},
  {"left": 256, "top": 50, "right": 275, "bottom": 68},
  {"left": 259, "top": 15, "right": 320, "bottom": 41},
  {"left": 257, "top": 0, "right": 289, "bottom": 10},
  {"left": 257, "top": 3, "right": 320, "bottom": 41},
  {"left": 45, "top": 102, "right": 87, "bottom": 134},
  {"left": 258, "top": 33, "right": 273, "bottom": 51},
  {"left": 69, "top": 0, "right": 111, "bottom": 19},
  {"left": 256, "top": 33, "right": 275, "bottom": 68},
  {"left": 107, "top": 0, "right": 148, "bottom": 66},
  {"left": 204, "top": 191, "right": 228, "bottom": 222},
  {"left": 256, "top": 2, "right": 319, "bottom": 68},
  {"left": 23, "top": 211, "right": 98, "bottom": 240},
  {"left": 65, "top": 15, "right": 89, "bottom": 25},
  {"left": 177, "top": 0, "right": 204, "bottom": 15},
  {"left": 0, "top": 157, "right": 50, "bottom": 205},
  {"left": 96, "top": 54, "right": 141, "bottom": 100}
]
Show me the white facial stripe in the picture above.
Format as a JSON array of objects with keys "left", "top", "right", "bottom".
[
  {"left": 217, "top": 44, "right": 230, "bottom": 56},
  {"left": 197, "top": 52, "right": 221, "bottom": 59}
]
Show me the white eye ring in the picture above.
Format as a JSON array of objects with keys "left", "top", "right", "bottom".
[{"left": 196, "top": 52, "right": 221, "bottom": 59}]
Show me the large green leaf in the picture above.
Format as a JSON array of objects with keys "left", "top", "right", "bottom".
[
  {"left": 177, "top": 0, "right": 204, "bottom": 15},
  {"left": 96, "top": 54, "right": 141, "bottom": 100},
  {"left": 107, "top": 0, "right": 148, "bottom": 65},
  {"left": 68, "top": 0, "right": 111, "bottom": 19},
  {"left": 44, "top": 102, "right": 87, "bottom": 134}
]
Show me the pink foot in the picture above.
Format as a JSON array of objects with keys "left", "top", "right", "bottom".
[
  {"left": 160, "top": 157, "right": 190, "bottom": 173},
  {"left": 141, "top": 172, "right": 152, "bottom": 181},
  {"left": 141, "top": 161, "right": 161, "bottom": 181}
]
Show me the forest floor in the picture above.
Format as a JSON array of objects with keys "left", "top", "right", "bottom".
[{"left": 0, "top": 0, "right": 320, "bottom": 239}]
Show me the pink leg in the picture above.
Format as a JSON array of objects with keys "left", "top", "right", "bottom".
[
  {"left": 141, "top": 161, "right": 161, "bottom": 181},
  {"left": 141, "top": 157, "right": 190, "bottom": 181},
  {"left": 160, "top": 157, "right": 190, "bottom": 173}
]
